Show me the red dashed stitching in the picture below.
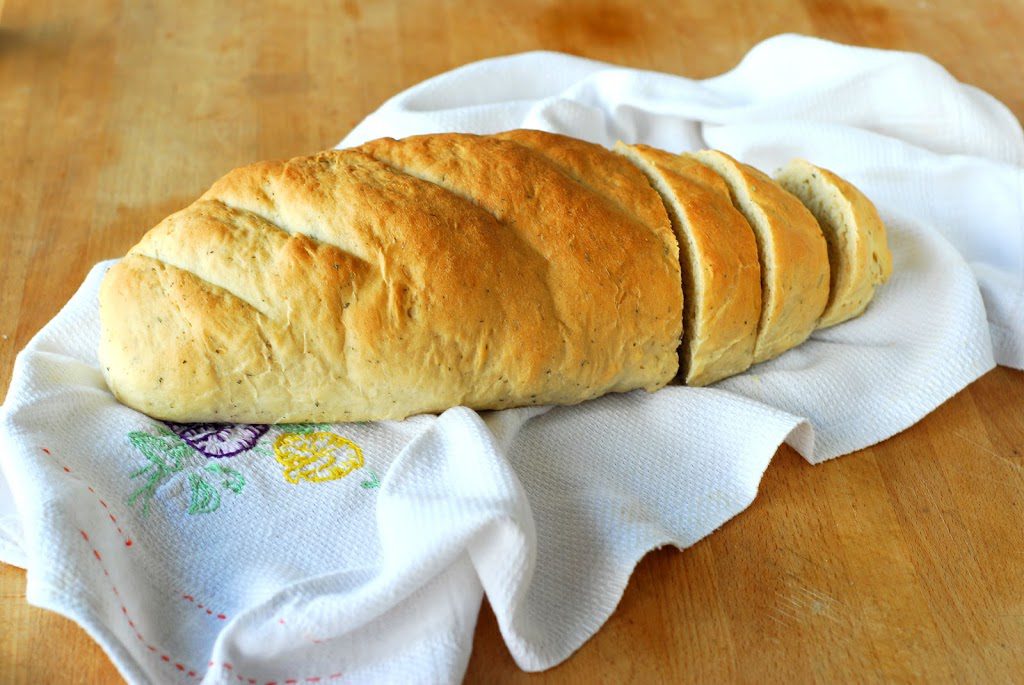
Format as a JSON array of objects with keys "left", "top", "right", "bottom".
[
  {"left": 45, "top": 448, "right": 133, "bottom": 547},
  {"left": 81, "top": 529, "right": 201, "bottom": 680},
  {"left": 181, "top": 593, "right": 229, "bottom": 621},
  {"left": 210, "top": 659, "right": 348, "bottom": 683},
  {"left": 81, "top": 518, "right": 346, "bottom": 683},
  {"left": 274, "top": 616, "right": 332, "bottom": 646}
]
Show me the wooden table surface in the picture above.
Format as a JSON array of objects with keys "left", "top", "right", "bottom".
[{"left": 2, "top": 1, "right": 1023, "bottom": 682}]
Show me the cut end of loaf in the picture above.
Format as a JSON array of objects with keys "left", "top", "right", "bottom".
[
  {"left": 613, "top": 142, "right": 696, "bottom": 382},
  {"left": 688, "top": 149, "right": 829, "bottom": 364},
  {"left": 687, "top": 150, "right": 775, "bottom": 361},
  {"left": 776, "top": 158, "right": 892, "bottom": 329},
  {"left": 615, "top": 143, "right": 760, "bottom": 385}
]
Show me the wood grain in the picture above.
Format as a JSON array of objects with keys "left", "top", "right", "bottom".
[
  {"left": 466, "top": 365, "right": 1024, "bottom": 683},
  {"left": 1, "top": 1, "right": 1022, "bottom": 682}
]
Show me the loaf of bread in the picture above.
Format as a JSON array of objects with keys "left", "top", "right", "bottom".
[
  {"left": 99, "top": 131, "right": 891, "bottom": 424},
  {"left": 99, "top": 131, "right": 683, "bottom": 423}
]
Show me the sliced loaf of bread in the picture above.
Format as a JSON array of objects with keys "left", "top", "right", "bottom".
[
  {"left": 616, "top": 143, "right": 761, "bottom": 385},
  {"left": 689, "top": 150, "right": 830, "bottom": 363},
  {"left": 776, "top": 159, "right": 893, "bottom": 328}
]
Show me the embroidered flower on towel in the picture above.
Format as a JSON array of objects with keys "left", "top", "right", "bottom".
[
  {"left": 127, "top": 424, "right": 252, "bottom": 515},
  {"left": 127, "top": 422, "right": 373, "bottom": 517},
  {"left": 273, "top": 431, "right": 364, "bottom": 484},
  {"left": 163, "top": 422, "right": 269, "bottom": 458}
]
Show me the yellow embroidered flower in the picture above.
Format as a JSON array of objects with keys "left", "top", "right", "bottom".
[{"left": 273, "top": 432, "right": 364, "bottom": 484}]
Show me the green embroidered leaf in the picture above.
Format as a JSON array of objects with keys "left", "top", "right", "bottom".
[
  {"left": 276, "top": 423, "right": 332, "bottom": 434},
  {"left": 360, "top": 470, "right": 380, "bottom": 489},
  {"left": 128, "top": 431, "right": 189, "bottom": 472},
  {"left": 204, "top": 463, "right": 245, "bottom": 494},
  {"left": 187, "top": 473, "right": 221, "bottom": 514},
  {"left": 165, "top": 440, "right": 192, "bottom": 469},
  {"left": 126, "top": 431, "right": 193, "bottom": 515},
  {"left": 128, "top": 463, "right": 152, "bottom": 479},
  {"left": 125, "top": 428, "right": 253, "bottom": 516},
  {"left": 126, "top": 469, "right": 163, "bottom": 515}
]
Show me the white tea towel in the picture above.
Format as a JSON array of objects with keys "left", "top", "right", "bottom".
[{"left": 1, "top": 34, "right": 1021, "bottom": 684}]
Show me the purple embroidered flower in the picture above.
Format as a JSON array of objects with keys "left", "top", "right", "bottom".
[{"left": 163, "top": 422, "right": 269, "bottom": 458}]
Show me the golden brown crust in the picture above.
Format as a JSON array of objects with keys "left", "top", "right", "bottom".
[
  {"left": 689, "top": 150, "right": 830, "bottom": 363},
  {"left": 99, "top": 133, "right": 681, "bottom": 423},
  {"left": 616, "top": 143, "right": 761, "bottom": 385},
  {"left": 776, "top": 159, "right": 893, "bottom": 328},
  {"left": 492, "top": 130, "right": 670, "bottom": 232}
]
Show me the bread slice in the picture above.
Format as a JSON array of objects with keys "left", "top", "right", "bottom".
[
  {"left": 689, "top": 150, "right": 830, "bottom": 363},
  {"left": 615, "top": 143, "right": 761, "bottom": 385},
  {"left": 775, "top": 159, "right": 893, "bottom": 328}
]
